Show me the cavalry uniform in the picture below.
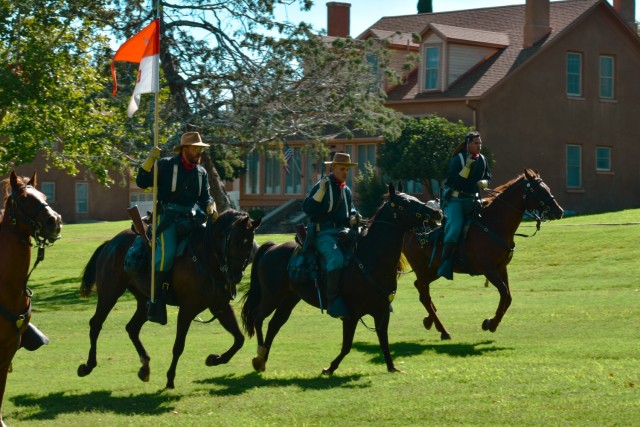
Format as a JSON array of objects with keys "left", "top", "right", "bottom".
[
  {"left": 438, "top": 133, "right": 491, "bottom": 280},
  {"left": 303, "top": 153, "right": 359, "bottom": 318},
  {"left": 136, "top": 132, "right": 215, "bottom": 324}
]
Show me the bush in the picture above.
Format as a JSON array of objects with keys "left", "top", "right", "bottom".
[{"left": 354, "top": 162, "right": 388, "bottom": 218}]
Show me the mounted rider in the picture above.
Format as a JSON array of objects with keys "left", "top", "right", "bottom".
[
  {"left": 303, "top": 152, "right": 361, "bottom": 319},
  {"left": 136, "top": 132, "right": 218, "bottom": 325},
  {"left": 438, "top": 131, "right": 492, "bottom": 280}
]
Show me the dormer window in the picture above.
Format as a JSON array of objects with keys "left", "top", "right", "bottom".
[{"left": 424, "top": 46, "right": 441, "bottom": 90}]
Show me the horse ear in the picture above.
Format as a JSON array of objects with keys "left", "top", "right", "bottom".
[
  {"left": 388, "top": 182, "right": 396, "bottom": 196},
  {"left": 10, "top": 170, "right": 18, "bottom": 189},
  {"left": 241, "top": 216, "right": 250, "bottom": 229},
  {"left": 524, "top": 168, "right": 534, "bottom": 179},
  {"left": 397, "top": 181, "right": 403, "bottom": 193},
  {"left": 252, "top": 217, "right": 262, "bottom": 229},
  {"left": 30, "top": 171, "right": 37, "bottom": 188}
]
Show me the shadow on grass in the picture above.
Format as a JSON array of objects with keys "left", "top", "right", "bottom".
[
  {"left": 352, "top": 339, "right": 513, "bottom": 365},
  {"left": 196, "top": 371, "right": 367, "bottom": 396},
  {"left": 10, "top": 390, "right": 181, "bottom": 422}
]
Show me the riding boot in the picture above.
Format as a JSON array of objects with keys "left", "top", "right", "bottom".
[
  {"left": 147, "top": 270, "right": 170, "bottom": 325},
  {"left": 437, "top": 243, "right": 456, "bottom": 281},
  {"left": 326, "top": 269, "right": 348, "bottom": 319},
  {"left": 19, "top": 323, "right": 49, "bottom": 351}
]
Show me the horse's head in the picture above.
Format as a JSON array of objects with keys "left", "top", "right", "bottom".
[
  {"left": 210, "top": 210, "right": 261, "bottom": 293},
  {"left": 4, "top": 171, "right": 62, "bottom": 245},
  {"left": 379, "top": 183, "right": 443, "bottom": 230},
  {"left": 522, "top": 169, "right": 564, "bottom": 220}
]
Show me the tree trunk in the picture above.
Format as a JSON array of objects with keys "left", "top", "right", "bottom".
[{"left": 202, "top": 152, "right": 233, "bottom": 211}]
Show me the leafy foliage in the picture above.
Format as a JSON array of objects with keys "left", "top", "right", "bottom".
[
  {"left": 377, "top": 115, "right": 475, "bottom": 195},
  {"left": 354, "top": 161, "right": 387, "bottom": 218}
]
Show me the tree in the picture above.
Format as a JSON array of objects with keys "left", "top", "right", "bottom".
[
  {"left": 115, "top": 0, "right": 404, "bottom": 209},
  {"left": 2, "top": 1, "right": 404, "bottom": 210},
  {"left": 417, "top": 0, "right": 433, "bottom": 14},
  {"left": 354, "top": 162, "right": 387, "bottom": 218},
  {"left": 0, "top": 1, "right": 131, "bottom": 185},
  {"left": 377, "top": 115, "right": 473, "bottom": 196}
]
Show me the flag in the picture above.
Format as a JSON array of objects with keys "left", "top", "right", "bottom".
[
  {"left": 111, "top": 18, "right": 160, "bottom": 117},
  {"left": 283, "top": 144, "right": 294, "bottom": 174}
]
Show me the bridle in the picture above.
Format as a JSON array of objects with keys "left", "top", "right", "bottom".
[
  {"left": 372, "top": 195, "right": 437, "bottom": 233},
  {"left": 6, "top": 184, "right": 60, "bottom": 248}
]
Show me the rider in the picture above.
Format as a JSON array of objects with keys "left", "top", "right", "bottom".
[
  {"left": 136, "top": 131, "right": 218, "bottom": 325},
  {"left": 438, "top": 131, "right": 491, "bottom": 280},
  {"left": 303, "top": 152, "right": 360, "bottom": 319}
]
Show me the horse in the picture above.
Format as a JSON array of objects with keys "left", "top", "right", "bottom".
[
  {"left": 77, "top": 209, "right": 261, "bottom": 389},
  {"left": 241, "top": 184, "right": 442, "bottom": 375},
  {"left": 402, "top": 168, "right": 564, "bottom": 340},
  {"left": 0, "top": 171, "right": 62, "bottom": 427}
]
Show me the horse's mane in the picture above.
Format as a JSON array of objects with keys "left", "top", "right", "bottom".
[
  {"left": 481, "top": 173, "right": 525, "bottom": 207},
  {"left": 214, "top": 208, "right": 249, "bottom": 231}
]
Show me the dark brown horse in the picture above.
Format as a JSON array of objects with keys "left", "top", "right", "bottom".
[
  {"left": 77, "top": 209, "right": 261, "bottom": 389},
  {"left": 241, "top": 184, "right": 442, "bottom": 375},
  {"left": 403, "top": 169, "right": 564, "bottom": 339},
  {"left": 0, "top": 171, "right": 62, "bottom": 427}
]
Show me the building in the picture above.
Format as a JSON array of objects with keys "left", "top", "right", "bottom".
[{"left": 241, "top": 0, "right": 640, "bottom": 214}]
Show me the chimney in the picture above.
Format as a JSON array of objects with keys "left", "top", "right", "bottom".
[
  {"left": 613, "top": 0, "right": 638, "bottom": 32},
  {"left": 327, "top": 2, "right": 351, "bottom": 37},
  {"left": 523, "top": 0, "right": 551, "bottom": 48}
]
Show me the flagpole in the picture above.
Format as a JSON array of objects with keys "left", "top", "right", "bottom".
[{"left": 150, "top": 1, "right": 161, "bottom": 303}]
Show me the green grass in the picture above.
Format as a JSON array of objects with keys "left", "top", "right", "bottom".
[{"left": 3, "top": 210, "right": 640, "bottom": 426}]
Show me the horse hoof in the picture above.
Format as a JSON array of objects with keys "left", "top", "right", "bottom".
[
  {"left": 441, "top": 332, "right": 451, "bottom": 340},
  {"left": 206, "top": 354, "right": 223, "bottom": 366},
  {"left": 482, "top": 319, "right": 497, "bottom": 332},
  {"left": 423, "top": 317, "right": 434, "bottom": 330},
  {"left": 77, "top": 364, "right": 93, "bottom": 377},
  {"left": 165, "top": 381, "right": 175, "bottom": 390},
  {"left": 138, "top": 367, "right": 150, "bottom": 382},
  {"left": 388, "top": 367, "right": 403, "bottom": 373},
  {"left": 321, "top": 368, "right": 333, "bottom": 376},
  {"left": 252, "top": 357, "right": 265, "bottom": 372}
]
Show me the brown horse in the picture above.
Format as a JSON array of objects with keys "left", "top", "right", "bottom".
[
  {"left": 77, "top": 209, "right": 261, "bottom": 389},
  {"left": 241, "top": 184, "right": 442, "bottom": 375},
  {"left": 0, "top": 171, "right": 62, "bottom": 427},
  {"left": 403, "top": 169, "right": 564, "bottom": 339}
]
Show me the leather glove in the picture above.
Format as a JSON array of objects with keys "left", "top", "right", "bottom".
[
  {"left": 206, "top": 202, "right": 218, "bottom": 220},
  {"left": 459, "top": 156, "right": 476, "bottom": 178},
  {"left": 477, "top": 180, "right": 489, "bottom": 191},
  {"left": 349, "top": 212, "right": 362, "bottom": 227},
  {"left": 141, "top": 147, "right": 161, "bottom": 172},
  {"left": 312, "top": 177, "right": 330, "bottom": 202}
]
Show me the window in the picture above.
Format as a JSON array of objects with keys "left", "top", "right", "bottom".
[
  {"left": 264, "top": 153, "right": 281, "bottom": 195},
  {"left": 595, "top": 147, "right": 611, "bottom": 172},
  {"left": 599, "top": 55, "right": 614, "bottom": 99},
  {"left": 41, "top": 182, "right": 55, "bottom": 202},
  {"left": 566, "top": 52, "right": 582, "bottom": 97},
  {"left": 244, "top": 151, "right": 260, "bottom": 194},
  {"left": 424, "top": 46, "right": 440, "bottom": 90},
  {"left": 284, "top": 147, "right": 302, "bottom": 194},
  {"left": 357, "top": 144, "right": 376, "bottom": 176},
  {"left": 403, "top": 180, "right": 423, "bottom": 194},
  {"left": 566, "top": 145, "right": 582, "bottom": 188},
  {"left": 75, "top": 182, "right": 88, "bottom": 213}
]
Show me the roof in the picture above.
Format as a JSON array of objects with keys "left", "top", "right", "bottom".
[{"left": 359, "top": 0, "right": 601, "bottom": 101}]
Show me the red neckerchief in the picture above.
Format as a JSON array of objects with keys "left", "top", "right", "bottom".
[
  {"left": 181, "top": 155, "right": 196, "bottom": 171},
  {"left": 471, "top": 154, "right": 480, "bottom": 160},
  {"left": 331, "top": 174, "right": 346, "bottom": 189}
]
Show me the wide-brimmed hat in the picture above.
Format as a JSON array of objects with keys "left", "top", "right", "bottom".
[
  {"left": 324, "top": 152, "right": 357, "bottom": 168},
  {"left": 173, "top": 132, "right": 210, "bottom": 153}
]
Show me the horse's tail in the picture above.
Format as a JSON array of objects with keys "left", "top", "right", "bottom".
[
  {"left": 240, "top": 241, "right": 276, "bottom": 338},
  {"left": 80, "top": 241, "right": 108, "bottom": 297}
]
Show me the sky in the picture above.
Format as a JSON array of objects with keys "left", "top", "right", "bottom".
[{"left": 275, "top": 1, "right": 638, "bottom": 38}]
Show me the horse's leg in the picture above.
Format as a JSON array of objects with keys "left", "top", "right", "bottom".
[
  {"left": 205, "top": 303, "right": 244, "bottom": 367},
  {"left": 253, "top": 293, "right": 300, "bottom": 372},
  {"left": 77, "top": 287, "right": 123, "bottom": 377},
  {"left": 127, "top": 292, "right": 152, "bottom": 383},
  {"left": 374, "top": 309, "right": 401, "bottom": 372},
  {"left": 165, "top": 306, "right": 196, "bottom": 390},
  {"left": 414, "top": 279, "right": 451, "bottom": 340},
  {"left": 482, "top": 266, "right": 512, "bottom": 333},
  {"left": 1, "top": 365, "right": 8, "bottom": 427},
  {"left": 322, "top": 316, "right": 358, "bottom": 375}
]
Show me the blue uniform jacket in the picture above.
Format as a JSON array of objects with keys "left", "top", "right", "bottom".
[
  {"left": 445, "top": 152, "right": 492, "bottom": 195},
  {"left": 303, "top": 175, "right": 356, "bottom": 227}
]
